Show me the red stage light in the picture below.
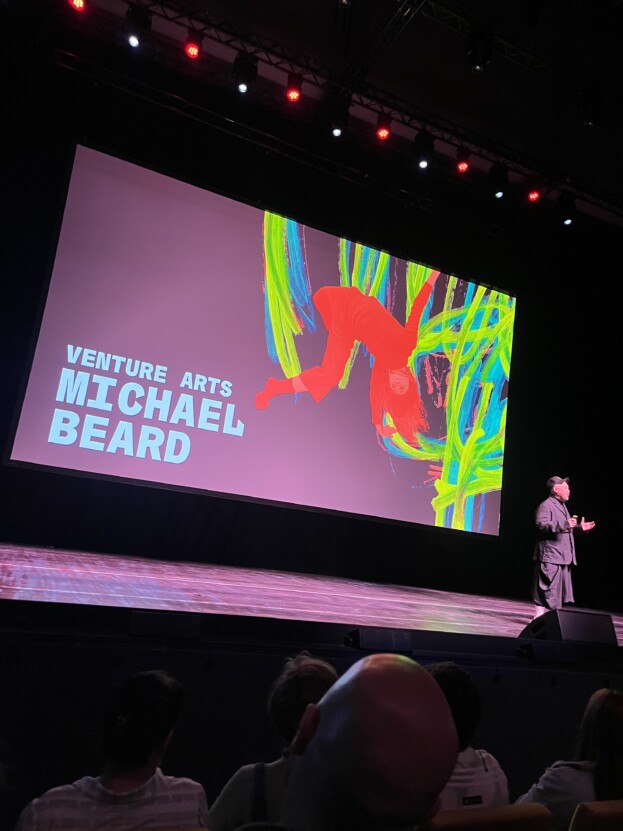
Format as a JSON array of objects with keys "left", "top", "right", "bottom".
[
  {"left": 528, "top": 189, "right": 541, "bottom": 202},
  {"left": 376, "top": 114, "right": 391, "bottom": 141},
  {"left": 184, "top": 30, "right": 202, "bottom": 60},
  {"left": 456, "top": 147, "right": 470, "bottom": 173},
  {"left": 69, "top": 0, "right": 86, "bottom": 11},
  {"left": 286, "top": 73, "right": 302, "bottom": 103}
]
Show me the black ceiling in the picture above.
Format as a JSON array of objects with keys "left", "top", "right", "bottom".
[{"left": 5, "top": 0, "right": 623, "bottom": 231}]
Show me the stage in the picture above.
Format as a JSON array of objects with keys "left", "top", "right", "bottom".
[
  {"left": 2, "top": 539, "right": 623, "bottom": 827},
  {"left": 1, "top": 542, "right": 622, "bottom": 666}
]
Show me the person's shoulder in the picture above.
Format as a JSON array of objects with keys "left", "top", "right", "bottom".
[
  {"left": 219, "top": 762, "right": 258, "bottom": 784},
  {"left": 210, "top": 762, "right": 258, "bottom": 804},
  {"left": 549, "top": 760, "right": 595, "bottom": 773},
  {"left": 154, "top": 769, "right": 208, "bottom": 795},
  {"left": 32, "top": 781, "right": 80, "bottom": 797},
  {"left": 454, "top": 747, "right": 482, "bottom": 766},
  {"left": 15, "top": 780, "right": 95, "bottom": 828},
  {"left": 157, "top": 773, "right": 207, "bottom": 789},
  {"left": 536, "top": 760, "right": 595, "bottom": 785},
  {"left": 27, "top": 777, "right": 95, "bottom": 802},
  {"left": 472, "top": 748, "right": 507, "bottom": 771}
]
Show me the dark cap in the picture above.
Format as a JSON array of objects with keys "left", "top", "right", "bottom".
[{"left": 547, "top": 475, "right": 569, "bottom": 491}]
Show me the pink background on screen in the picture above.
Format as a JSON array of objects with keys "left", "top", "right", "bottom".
[{"left": 10, "top": 145, "right": 500, "bottom": 532}]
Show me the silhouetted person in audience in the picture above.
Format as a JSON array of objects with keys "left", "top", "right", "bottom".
[
  {"left": 425, "top": 660, "right": 509, "bottom": 811},
  {"left": 209, "top": 651, "right": 339, "bottom": 831},
  {"left": 516, "top": 687, "right": 623, "bottom": 830},
  {"left": 14, "top": 668, "right": 208, "bottom": 830},
  {"left": 272, "top": 652, "right": 459, "bottom": 831}
]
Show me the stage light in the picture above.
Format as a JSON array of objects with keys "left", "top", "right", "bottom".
[
  {"left": 285, "top": 72, "right": 303, "bottom": 103},
  {"left": 184, "top": 29, "right": 202, "bottom": 60},
  {"left": 330, "top": 110, "right": 347, "bottom": 137},
  {"left": 489, "top": 163, "right": 508, "bottom": 198},
  {"left": 557, "top": 192, "right": 576, "bottom": 225},
  {"left": 375, "top": 113, "right": 391, "bottom": 141},
  {"left": 124, "top": 5, "right": 151, "bottom": 48},
  {"left": 232, "top": 50, "right": 258, "bottom": 94},
  {"left": 412, "top": 130, "right": 434, "bottom": 169},
  {"left": 456, "top": 147, "right": 470, "bottom": 173},
  {"left": 68, "top": 0, "right": 86, "bottom": 12},
  {"left": 328, "top": 92, "right": 351, "bottom": 137},
  {"left": 527, "top": 184, "right": 542, "bottom": 203},
  {"left": 467, "top": 23, "right": 493, "bottom": 74}
]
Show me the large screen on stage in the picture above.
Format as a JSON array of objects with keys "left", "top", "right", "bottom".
[{"left": 8, "top": 145, "right": 515, "bottom": 535}]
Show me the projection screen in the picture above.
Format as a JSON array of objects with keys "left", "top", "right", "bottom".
[{"left": 8, "top": 145, "right": 515, "bottom": 535}]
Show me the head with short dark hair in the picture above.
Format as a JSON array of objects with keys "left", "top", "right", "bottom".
[
  {"left": 101, "top": 669, "right": 185, "bottom": 770},
  {"left": 426, "top": 661, "right": 482, "bottom": 752},
  {"left": 267, "top": 651, "right": 339, "bottom": 743},
  {"left": 546, "top": 475, "right": 569, "bottom": 492},
  {"left": 574, "top": 687, "right": 623, "bottom": 800}
]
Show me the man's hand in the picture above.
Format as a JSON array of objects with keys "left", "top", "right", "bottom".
[{"left": 580, "top": 517, "right": 596, "bottom": 532}]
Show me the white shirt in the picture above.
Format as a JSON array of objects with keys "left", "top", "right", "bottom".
[{"left": 437, "top": 746, "right": 509, "bottom": 811}]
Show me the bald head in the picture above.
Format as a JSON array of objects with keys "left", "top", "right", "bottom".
[{"left": 281, "top": 653, "right": 459, "bottom": 831}]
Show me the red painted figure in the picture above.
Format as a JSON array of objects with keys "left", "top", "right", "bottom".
[{"left": 255, "top": 270, "right": 440, "bottom": 445}]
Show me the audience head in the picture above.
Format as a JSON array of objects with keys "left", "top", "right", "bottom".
[
  {"left": 426, "top": 660, "right": 482, "bottom": 752},
  {"left": 574, "top": 687, "right": 623, "bottom": 800},
  {"left": 101, "top": 668, "right": 185, "bottom": 771},
  {"left": 281, "top": 652, "right": 459, "bottom": 831},
  {"left": 267, "top": 651, "right": 339, "bottom": 744}
]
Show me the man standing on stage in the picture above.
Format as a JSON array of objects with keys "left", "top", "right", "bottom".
[{"left": 531, "top": 475, "right": 596, "bottom": 617}]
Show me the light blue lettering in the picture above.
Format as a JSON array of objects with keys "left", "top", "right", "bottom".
[
  {"left": 164, "top": 431, "right": 191, "bottom": 463},
  {"left": 144, "top": 387, "right": 172, "bottom": 421},
  {"left": 87, "top": 375, "right": 117, "bottom": 411},
  {"left": 197, "top": 398, "right": 222, "bottom": 432},
  {"left": 193, "top": 374, "right": 207, "bottom": 392},
  {"left": 67, "top": 345, "right": 82, "bottom": 364},
  {"left": 223, "top": 403, "right": 244, "bottom": 436},
  {"left": 118, "top": 382, "right": 144, "bottom": 416},
  {"left": 170, "top": 394, "right": 195, "bottom": 427},
  {"left": 106, "top": 421, "right": 134, "bottom": 456},
  {"left": 136, "top": 427, "right": 165, "bottom": 460},
  {"left": 56, "top": 368, "right": 89, "bottom": 406},
  {"left": 48, "top": 409, "right": 79, "bottom": 445},
  {"left": 79, "top": 414, "right": 109, "bottom": 450}
]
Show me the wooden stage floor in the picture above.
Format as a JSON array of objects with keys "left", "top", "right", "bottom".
[{"left": 2, "top": 543, "right": 623, "bottom": 654}]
